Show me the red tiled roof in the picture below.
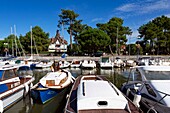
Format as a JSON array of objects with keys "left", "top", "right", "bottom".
[{"left": 50, "top": 30, "right": 68, "bottom": 44}]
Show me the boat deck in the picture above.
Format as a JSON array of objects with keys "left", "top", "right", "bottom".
[{"left": 65, "top": 75, "right": 142, "bottom": 113}]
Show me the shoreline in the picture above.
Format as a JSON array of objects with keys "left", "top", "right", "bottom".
[{"left": 18, "top": 55, "right": 170, "bottom": 62}]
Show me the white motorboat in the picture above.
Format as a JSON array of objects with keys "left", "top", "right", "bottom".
[
  {"left": 34, "top": 59, "right": 54, "bottom": 71},
  {"left": 64, "top": 75, "right": 142, "bottom": 113},
  {"left": 70, "top": 59, "right": 82, "bottom": 68},
  {"left": 126, "top": 59, "right": 136, "bottom": 67},
  {"left": 58, "top": 60, "right": 70, "bottom": 69},
  {"left": 0, "top": 64, "right": 35, "bottom": 112},
  {"left": 121, "top": 66, "right": 170, "bottom": 113},
  {"left": 99, "top": 56, "right": 114, "bottom": 68},
  {"left": 114, "top": 57, "right": 125, "bottom": 68},
  {"left": 81, "top": 60, "right": 96, "bottom": 69}
]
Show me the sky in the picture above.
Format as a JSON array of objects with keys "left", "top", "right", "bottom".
[{"left": 0, "top": 0, "right": 170, "bottom": 44}]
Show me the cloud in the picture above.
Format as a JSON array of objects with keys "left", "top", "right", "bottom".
[
  {"left": 126, "top": 29, "right": 140, "bottom": 44},
  {"left": 116, "top": 3, "right": 137, "bottom": 12},
  {"left": 91, "top": 18, "right": 103, "bottom": 23},
  {"left": 165, "top": 14, "right": 170, "bottom": 17},
  {"left": 116, "top": 0, "right": 170, "bottom": 14}
]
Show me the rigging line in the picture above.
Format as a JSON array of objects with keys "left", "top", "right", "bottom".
[
  {"left": 33, "top": 34, "right": 39, "bottom": 57},
  {"left": 17, "top": 37, "right": 26, "bottom": 58}
]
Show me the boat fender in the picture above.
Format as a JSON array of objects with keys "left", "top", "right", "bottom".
[
  {"left": 0, "top": 100, "right": 3, "bottom": 113},
  {"left": 24, "top": 84, "right": 29, "bottom": 98},
  {"left": 133, "top": 90, "right": 141, "bottom": 107},
  {"left": 30, "top": 83, "right": 33, "bottom": 88}
]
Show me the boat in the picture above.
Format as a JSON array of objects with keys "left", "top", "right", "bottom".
[
  {"left": 64, "top": 75, "right": 142, "bottom": 113},
  {"left": 17, "top": 64, "right": 33, "bottom": 77},
  {"left": 81, "top": 60, "right": 96, "bottom": 69},
  {"left": 137, "top": 57, "right": 154, "bottom": 66},
  {"left": 0, "top": 64, "right": 35, "bottom": 113},
  {"left": 34, "top": 59, "right": 54, "bottom": 71},
  {"left": 121, "top": 66, "right": 170, "bottom": 113},
  {"left": 30, "top": 69, "right": 75, "bottom": 104},
  {"left": 58, "top": 60, "right": 70, "bottom": 69},
  {"left": 125, "top": 59, "right": 136, "bottom": 67},
  {"left": 99, "top": 56, "right": 114, "bottom": 68},
  {"left": 114, "top": 57, "right": 126, "bottom": 68},
  {"left": 70, "top": 59, "right": 82, "bottom": 68}
]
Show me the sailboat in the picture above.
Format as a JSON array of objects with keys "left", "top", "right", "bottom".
[{"left": 23, "top": 26, "right": 39, "bottom": 69}]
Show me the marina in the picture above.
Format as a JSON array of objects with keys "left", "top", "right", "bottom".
[
  {"left": 0, "top": 0, "right": 170, "bottom": 112},
  {"left": 2, "top": 63, "right": 132, "bottom": 113},
  {"left": 1, "top": 56, "right": 169, "bottom": 113},
  {"left": 0, "top": 55, "right": 170, "bottom": 113}
]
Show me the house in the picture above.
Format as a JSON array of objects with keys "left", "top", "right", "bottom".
[{"left": 48, "top": 30, "right": 68, "bottom": 53}]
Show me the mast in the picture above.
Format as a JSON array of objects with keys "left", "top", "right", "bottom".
[
  {"left": 30, "top": 26, "right": 33, "bottom": 57},
  {"left": 14, "top": 25, "right": 18, "bottom": 56},
  {"left": 129, "top": 36, "right": 131, "bottom": 56},
  {"left": 11, "top": 27, "right": 14, "bottom": 56},
  {"left": 116, "top": 27, "right": 118, "bottom": 55}
]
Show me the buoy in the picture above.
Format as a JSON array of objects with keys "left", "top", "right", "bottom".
[
  {"left": 24, "top": 84, "right": 29, "bottom": 97},
  {"left": 133, "top": 90, "right": 141, "bottom": 107},
  {"left": 0, "top": 100, "right": 3, "bottom": 113}
]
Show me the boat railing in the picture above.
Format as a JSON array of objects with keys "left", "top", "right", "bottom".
[
  {"left": 146, "top": 88, "right": 170, "bottom": 113},
  {"left": 108, "top": 81, "right": 119, "bottom": 96}
]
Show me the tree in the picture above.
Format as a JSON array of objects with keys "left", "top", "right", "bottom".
[
  {"left": 19, "top": 26, "right": 50, "bottom": 54},
  {"left": 3, "top": 34, "right": 25, "bottom": 56},
  {"left": 138, "top": 15, "right": 170, "bottom": 55},
  {"left": 97, "top": 17, "right": 132, "bottom": 55},
  {"left": 77, "top": 28, "right": 111, "bottom": 54},
  {"left": 58, "top": 9, "right": 79, "bottom": 50}
]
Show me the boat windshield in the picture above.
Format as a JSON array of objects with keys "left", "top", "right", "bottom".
[
  {"left": 140, "top": 70, "right": 170, "bottom": 80},
  {"left": 102, "top": 57, "right": 109, "bottom": 62}
]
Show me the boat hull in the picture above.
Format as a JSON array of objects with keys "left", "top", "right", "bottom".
[
  {"left": 2, "top": 88, "right": 24, "bottom": 111},
  {"left": 100, "top": 63, "right": 113, "bottom": 69},
  {"left": 31, "top": 84, "right": 64, "bottom": 104}
]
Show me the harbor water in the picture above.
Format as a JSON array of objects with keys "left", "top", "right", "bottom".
[{"left": 4, "top": 67, "right": 131, "bottom": 113}]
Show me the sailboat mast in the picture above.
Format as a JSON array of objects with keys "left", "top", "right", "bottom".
[
  {"left": 116, "top": 27, "right": 118, "bottom": 55},
  {"left": 11, "top": 27, "right": 14, "bottom": 56},
  {"left": 14, "top": 25, "right": 17, "bottom": 56},
  {"left": 30, "top": 26, "right": 33, "bottom": 57}
]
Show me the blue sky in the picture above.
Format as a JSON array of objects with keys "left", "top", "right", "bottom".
[{"left": 0, "top": 0, "right": 170, "bottom": 44}]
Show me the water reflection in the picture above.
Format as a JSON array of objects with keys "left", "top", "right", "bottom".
[{"left": 4, "top": 67, "right": 131, "bottom": 113}]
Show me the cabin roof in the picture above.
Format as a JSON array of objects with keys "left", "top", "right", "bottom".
[{"left": 77, "top": 80, "right": 128, "bottom": 110}]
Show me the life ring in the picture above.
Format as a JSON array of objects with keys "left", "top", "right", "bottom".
[
  {"left": 24, "top": 84, "right": 29, "bottom": 98},
  {"left": 0, "top": 100, "right": 3, "bottom": 113}
]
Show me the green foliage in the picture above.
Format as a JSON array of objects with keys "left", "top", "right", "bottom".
[
  {"left": 138, "top": 15, "right": 170, "bottom": 54},
  {"left": 19, "top": 26, "right": 50, "bottom": 54},
  {"left": 77, "top": 28, "right": 110, "bottom": 53},
  {"left": 58, "top": 9, "right": 79, "bottom": 49},
  {"left": 97, "top": 17, "right": 132, "bottom": 54}
]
